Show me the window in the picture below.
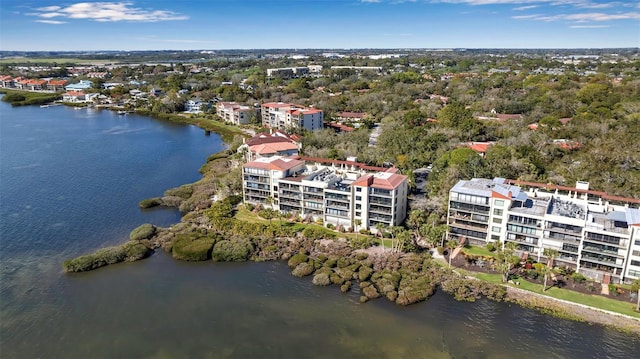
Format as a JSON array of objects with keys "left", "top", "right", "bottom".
[
  {"left": 493, "top": 209, "right": 503, "bottom": 216},
  {"left": 492, "top": 226, "right": 501, "bottom": 233},
  {"left": 356, "top": 187, "right": 362, "bottom": 192},
  {"left": 631, "top": 260, "right": 640, "bottom": 267},
  {"left": 356, "top": 204, "right": 361, "bottom": 210},
  {"left": 355, "top": 211, "right": 361, "bottom": 217},
  {"left": 491, "top": 235, "right": 500, "bottom": 241},
  {"left": 493, "top": 218, "right": 502, "bottom": 224},
  {"left": 633, "top": 250, "right": 640, "bottom": 257},
  {"left": 356, "top": 196, "right": 362, "bottom": 201},
  {"left": 494, "top": 199, "right": 504, "bottom": 207}
]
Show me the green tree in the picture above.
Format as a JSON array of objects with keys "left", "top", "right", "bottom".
[
  {"left": 494, "top": 242, "right": 519, "bottom": 283},
  {"left": 437, "top": 102, "right": 472, "bottom": 128}
]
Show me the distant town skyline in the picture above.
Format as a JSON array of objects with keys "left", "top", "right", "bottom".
[{"left": 1, "top": 0, "right": 638, "bottom": 51}]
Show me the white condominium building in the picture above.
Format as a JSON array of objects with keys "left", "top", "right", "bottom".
[
  {"left": 216, "top": 102, "right": 254, "bottom": 125},
  {"left": 447, "top": 178, "right": 640, "bottom": 284},
  {"left": 242, "top": 156, "right": 407, "bottom": 231},
  {"left": 261, "top": 102, "right": 324, "bottom": 132}
]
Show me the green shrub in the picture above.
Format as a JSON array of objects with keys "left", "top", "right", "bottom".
[
  {"left": 63, "top": 241, "right": 151, "bottom": 272},
  {"left": 312, "top": 273, "right": 332, "bottom": 286},
  {"left": 486, "top": 243, "right": 495, "bottom": 252},
  {"left": 288, "top": 253, "right": 309, "bottom": 269},
  {"left": 292, "top": 262, "right": 314, "bottom": 277},
  {"left": 326, "top": 223, "right": 335, "bottom": 230},
  {"left": 139, "top": 197, "right": 163, "bottom": 208},
  {"left": 211, "top": 238, "right": 253, "bottom": 261},
  {"left": 129, "top": 223, "right": 157, "bottom": 241},
  {"left": 570, "top": 272, "right": 586, "bottom": 284},
  {"left": 172, "top": 236, "right": 214, "bottom": 261}
]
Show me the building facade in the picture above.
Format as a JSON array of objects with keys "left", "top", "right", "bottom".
[
  {"left": 242, "top": 156, "right": 407, "bottom": 231},
  {"left": 447, "top": 178, "right": 640, "bottom": 284},
  {"left": 216, "top": 102, "right": 254, "bottom": 125},
  {"left": 261, "top": 102, "right": 324, "bottom": 132}
]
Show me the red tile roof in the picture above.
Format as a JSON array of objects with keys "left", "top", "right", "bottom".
[
  {"left": 48, "top": 80, "right": 67, "bottom": 85},
  {"left": 326, "top": 122, "right": 355, "bottom": 132},
  {"left": 243, "top": 157, "right": 304, "bottom": 171},
  {"left": 352, "top": 172, "right": 407, "bottom": 190},
  {"left": 466, "top": 142, "right": 494, "bottom": 153},
  {"left": 249, "top": 142, "right": 298, "bottom": 155}
]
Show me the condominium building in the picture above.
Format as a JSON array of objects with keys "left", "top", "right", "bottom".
[
  {"left": 242, "top": 156, "right": 407, "bottom": 231},
  {"left": 216, "top": 102, "right": 254, "bottom": 125},
  {"left": 261, "top": 102, "right": 324, "bottom": 132},
  {"left": 447, "top": 178, "right": 640, "bottom": 284}
]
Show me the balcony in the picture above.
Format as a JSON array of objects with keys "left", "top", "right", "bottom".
[
  {"left": 580, "top": 254, "right": 620, "bottom": 268},
  {"left": 370, "top": 214, "right": 392, "bottom": 222},
  {"left": 326, "top": 201, "right": 349, "bottom": 210},
  {"left": 449, "top": 201, "right": 490, "bottom": 214},
  {"left": 370, "top": 198, "right": 392, "bottom": 206},
  {"left": 545, "top": 223, "right": 582, "bottom": 235},
  {"left": 243, "top": 175, "right": 270, "bottom": 184},
  {"left": 583, "top": 235, "right": 623, "bottom": 248},
  {"left": 303, "top": 194, "right": 323, "bottom": 201},
  {"left": 245, "top": 183, "right": 270, "bottom": 191},
  {"left": 371, "top": 189, "right": 391, "bottom": 197},
  {"left": 244, "top": 189, "right": 269, "bottom": 197},
  {"left": 280, "top": 198, "right": 301, "bottom": 206},
  {"left": 449, "top": 211, "right": 489, "bottom": 225},
  {"left": 325, "top": 193, "right": 350, "bottom": 202},
  {"left": 369, "top": 205, "right": 391, "bottom": 214},
  {"left": 581, "top": 245, "right": 623, "bottom": 258},
  {"left": 449, "top": 220, "right": 488, "bottom": 232},
  {"left": 279, "top": 190, "right": 301, "bottom": 199}
]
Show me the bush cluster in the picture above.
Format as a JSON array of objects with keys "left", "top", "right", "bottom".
[
  {"left": 171, "top": 235, "right": 214, "bottom": 261},
  {"left": 63, "top": 241, "right": 152, "bottom": 272},
  {"left": 212, "top": 238, "right": 253, "bottom": 261}
]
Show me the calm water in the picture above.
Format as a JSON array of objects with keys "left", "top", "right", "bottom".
[{"left": 1, "top": 101, "right": 638, "bottom": 358}]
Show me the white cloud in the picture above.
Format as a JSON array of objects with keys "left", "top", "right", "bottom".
[
  {"left": 30, "top": 2, "right": 188, "bottom": 22},
  {"left": 361, "top": 0, "right": 382, "bottom": 3},
  {"left": 35, "top": 19, "right": 67, "bottom": 24},
  {"left": 513, "top": 5, "right": 539, "bottom": 10},
  {"left": 514, "top": 11, "right": 640, "bottom": 21},
  {"left": 37, "top": 6, "right": 61, "bottom": 11},
  {"left": 569, "top": 24, "right": 610, "bottom": 28}
]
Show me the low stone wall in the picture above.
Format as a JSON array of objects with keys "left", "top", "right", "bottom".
[{"left": 506, "top": 286, "right": 640, "bottom": 334}]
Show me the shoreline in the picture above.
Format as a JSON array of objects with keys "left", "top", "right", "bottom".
[{"left": 57, "top": 103, "right": 640, "bottom": 335}]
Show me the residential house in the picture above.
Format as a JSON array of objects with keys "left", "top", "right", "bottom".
[
  {"left": 65, "top": 80, "right": 93, "bottom": 92},
  {"left": 47, "top": 79, "right": 67, "bottom": 92}
]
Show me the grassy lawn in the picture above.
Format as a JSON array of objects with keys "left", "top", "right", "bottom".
[
  {"left": 234, "top": 206, "right": 372, "bottom": 241},
  {"left": 461, "top": 244, "right": 497, "bottom": 258},
  {"left": 467, "top": 271, "right": 640, "bottom": 318}
]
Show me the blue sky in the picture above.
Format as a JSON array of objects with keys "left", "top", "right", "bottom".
[{"left": 0, "top": 1, "right": 638, "bottom": 50}]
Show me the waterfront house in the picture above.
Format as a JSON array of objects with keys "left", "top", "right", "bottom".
[
  {"left": 47, "top": 80, "right": 67, "bottom": 92},
  {"left": 65, "top": 80, "right": 93, "bottom": 92}
]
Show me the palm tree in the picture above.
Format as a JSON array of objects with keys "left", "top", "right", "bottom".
[
  {"left": 543, "top": 248, "right": 559, "bottom": 267},
  {"left": 354, "top": 218, "right": 362, "bottom": 241},
  {"left": 539, "top": 264, "right": 554, "bottom": 292},
  {"left": 446, "top": 239, "right": 459, "bottom": 268},
  {"left": 375, "top": 223, "right": 387, "bottom": 249}
]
